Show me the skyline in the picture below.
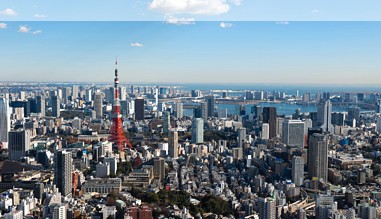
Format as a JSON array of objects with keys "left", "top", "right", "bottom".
[{"left": 1, "top": 21, "right": 381, "bottom": 84}]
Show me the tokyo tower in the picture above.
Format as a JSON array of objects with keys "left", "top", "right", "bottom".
[{"left": 108, "top": 59, "right": 132, "bottom": 151}]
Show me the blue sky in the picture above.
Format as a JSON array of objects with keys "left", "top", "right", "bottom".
[
  {"left": 1, "top": 1, "right": 381, "bottom": 84},
  {"left": 1, "top": 0, "right": 381, "bottom": 21},
  {"left": 0, "top": 21, "right": 380, "bottom": 84}
]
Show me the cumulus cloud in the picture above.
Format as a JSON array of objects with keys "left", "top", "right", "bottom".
[
  {"left": 0, "top": 8, "right": 17, "bottom": 16},
  {"left": 33, "top": 30, "right": 42, "bottom": 35},
  {"left": 130, "top": 42, "right": 143, "bottom": 47},
  {"left": 276, "top": 21, "right": 289, "bottom": 25},
  {"left": 220, "top": 22, "right": 232, "bottom": 28},
  {"left": 166, "top": 15, "right": 195, "bottom": 25},
  {"left": 0, "top": 23, "right": 7, "bottom": 29},
  {"left": 34, "top": 14, "right": 46, "bottom": 18},
  {"left": 149, "top": 0, "right": 230, "bottom": 15},
  {"left": 18, "top": 25, "right": 30, "bottom": 33},
  {"left": 230, "top": 0, "right": 242, "bottom": 5}
]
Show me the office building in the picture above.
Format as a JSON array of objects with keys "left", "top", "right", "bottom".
[
  {"left": 10, "top": 100, "right": 30, "bottom": 117},
  {"left": 153, "top": 157, "right": 165, "bottom": 181},
  {"left": 176, "top": 102, "right": 183, "bottom": 119},
  {"left": 0, "top": 98, "right": 10, "bottom": 144},
  {"left": 376, "top": 99, "right": 381, "bottom": 114},
  {"left": 262, "top": 123, "right": 269, "bottom": 140},
  {"left": 331, "top": 112, "right": 346, "bottom": 126},
  {"left": 237, "top": 127, "right": 246, "bottom": 148},
  {"left": 192, "top": 118, "right": 204, "bottom": 144},
  {"left": 292, "top": 156, "right": 304, "bottom": 186},
  {"left": 36, "top": 95, "right": 45, "bottom": 117},
  {"left": 52, "top": 95, "right": 60, "bottom": 118},
  {"left": 308, "top": 133, "right": 328, "bottom": 182},
  {"left": 317, "top": 100, "right": 334, "bottom": 133},
  {"left": 169, "top": 131, "right": 178, "bottom": 159},
  {"left": 258, "top": 197, "right": 276, "bottom": 219},
  {"left": 205, "top": 95, "right": 215, "bottom": 117},
  {"left": 348, "top": 107, "right": 360, "bottom": 121},
  {"left": 282, "top": 120, "right": 305, "bottom": 147},
  {"left": 8, "top": 129, "right": 32, "bottom": 161},
  {"left": 94, "top": 92, "right": 103, "bottom": 119},
  {"left": 263, "top": 107, "right": 277, "bottom": 138},
  {"left": 163, "top": 111, "right": 170, "bottom": 135},
  {"left": 54, "top": 150, "right": 73, "bottom": 197},
  {"left": 72, "top": 85, "right": 79, "bottom": 100},
  {"left": 135, "top": 98, "right": 144, "bottom": 121}
]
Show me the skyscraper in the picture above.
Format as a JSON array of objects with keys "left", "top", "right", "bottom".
[
  {"left": 163, "top": 111, "right": 171, "bottom": 135},
  {"left": 176, "top": 101, "right": 183, "bottom": 119},
  {"left": 134, "top": 98, "right": 144, "bottom": 121},
  {"left": 94, "top": 92, "right": 103, "bottom": 119},
  {"left": 52, "top": 95, "right": 60, "bottom": 118},
  {"left": 292, "top": 156, "right": 304, "bottom": 186},
  {"left": 192, "top": 118, "right": 204, "bottom": 144},
  {"left": 8, "top": 129, "right": 32, "bottom": 161},
  {"left": 169, "top": 131, "right": 178, "bottom": 158},
  {"left": 308, "top": 133, "right": 328, "bottom": 182},
  {"left": 317, "top": 100, "right": 334, "bottom": 133},
  {"left": 262, "top": 123, "right": 269, "bottom": 140},
  {"left": 263, "top": 107, "right": 277, "bottom": 139},
  {"left": 376, "top": 99, "right": 381, "bottom": 114},
  {"left": 237, "top": 127, "right": 246, "bottom": 148},
  {"left": 72, "top": 85, "right": 79, "bottom": 100},
  {"left": 205, "top": 95, "right": 215, "bottom": 118},
  {"left": 0, "top": 98, "right": 10, "bottom": 144},
  {"left": 282, "top": 120, "right": 305, "bottom": 147},
  {"left": 153, "top": 157, "right": 165, "bottom": 181},
  {"left": 54, "top": 150, "right": 73, "bottom": 198},
  {"left": 36, "top": 95, "right": 45, "bottom": 117},
  {"left": 258, "top": 197, "right": 276, "bottom": 219}
]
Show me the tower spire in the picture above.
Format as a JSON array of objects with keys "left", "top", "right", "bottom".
[{"left": 109, "top": 58, "right": 132, "bottom": 150}]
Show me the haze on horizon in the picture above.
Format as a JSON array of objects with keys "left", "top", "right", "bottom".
[{"left": 0, "top": 21, "right": 380, "bottom": 84}]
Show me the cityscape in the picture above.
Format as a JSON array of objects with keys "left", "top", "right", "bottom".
[{"left": 2, "top": 2, "right": 381, "bottom": 219}]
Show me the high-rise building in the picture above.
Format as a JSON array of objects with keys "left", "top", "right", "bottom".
[
  {"left": 317, "top": 100, "right": 334, "bottom": 133},
  {"left": 205, "top": 95, "right": 215, "bottom": 118},
  {"left": 192, "top": 118, "right": 204, "bottom": 144},
  {"left": 0, "top": 98, "right": 10, "bottom": 144},
  {"left": 54, "top": 150, "right": 73, "bottom": 198},
  {"left": 134, "top": 98, "right": 144, "bottom": 121},
  {"left": 263, "top": 107, "right": 277, "bottom": 138},
  {"left": 10, "top": 100, "right": 30, "bottom": 117},
  {"left": 52, "top": 95, "right": 60, "bottom": 118},
  {"left": 163, "top": 111, "right": 171, "bottom": 135},
  {"left": 348, "top": 107, "right": 360, "bottom": 121},
  {"left": 176, "top": 102, "right": 183, "bottom": 119},
  {"left": 72, "top": 85, "right": 79, "bottom": 100},
  {"left": 331, "top": 112, "right": 346, "bottom": 126},
  {"left": 308, "top": 133, "right": 328, "bottom": 182},
  {"left": 8, "top": 129, "right": 32, "bottom": 161},
  {"left": 36, "top": 95, "right": 45, "bottom": 117},
  {"left": 282, "top": 120, "right": 305, "bottom": 147},
  {"left": 169, "top": 131, "right": 178, "bottom": 158},
  {"left": 292, "top": 156, "right": 304, "bottom": 186},
  {"left": 262, "top": 123, "right": 269, "bottom": 140},
  {"left": 94, "top": 92, "right": 103, "bottom": 119},
  {"left": 153, "top": 157, "right": 165, "bottom": 181},
  {"left": 85, "top": 89, "right": 92, "bottom": 102},
  {"left": 237, "top": 127, "right": 246, "bottom": 148},
  {"left": 258, "top": 197, "right": 276, "bottom": 219},
  {"left": 376, "top": 99, "right": 381, "bottom": 114}
]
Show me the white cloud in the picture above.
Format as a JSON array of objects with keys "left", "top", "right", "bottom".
[
  {"left": 34, "top": 14, "right": 46, "bottom": 18},
  {"left": 0, "top": 8, "right": 17, "bottom": 16},
  {"left": 276, "top": 21, "right": 289, "bottom": 25},
  {"left": 18, "top": 25, "right": 30, "bottom": 33},
  {"left": 220, "top": 22, "right": 232, "bottom": 28},
  {"left": 130, "top": 42, "right": 143, "bottom": 47},
  {"left": 149, "top": 0, "right": 230, "bottom": 15},
  {"left": 312, "top": 9, "right": 320, "bottom": 13},
  {"left": 230, "top": 0, "right": 242, "bottom": 6},
  {"left": 0, "top": 23, "right": 7, "bottom": 29},
  {"left": 166, "top": 15, "right": 195, "bottom": 25},
  {"left": 33, "top": 30, "right": 42, "bottom": 35}
]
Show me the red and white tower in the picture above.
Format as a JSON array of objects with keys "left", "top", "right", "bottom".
[{"left": 108, "top": 59, "right": 132, "bottom": 151}]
